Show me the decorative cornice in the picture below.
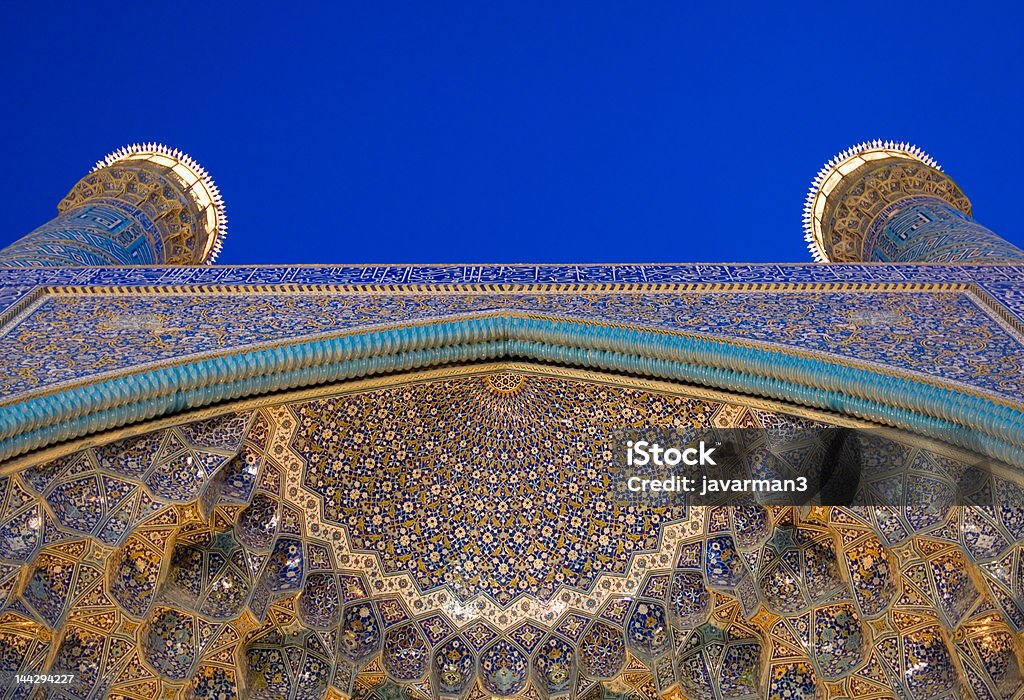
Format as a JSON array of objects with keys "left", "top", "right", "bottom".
[{"left": 1, "top": 314, "right": 1021, "bottom": 469}]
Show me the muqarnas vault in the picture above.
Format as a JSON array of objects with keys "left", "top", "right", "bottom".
[{"left": 0, "top": 141, "right": 1022, "bottom": 699}]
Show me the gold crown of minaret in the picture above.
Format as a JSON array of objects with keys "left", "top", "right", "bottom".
[
  {"left": 58, "top": 143, "right": 228, "bottom": 264},
  {"left": 803, "top": 140, "right": 971, "bottom": 263}
]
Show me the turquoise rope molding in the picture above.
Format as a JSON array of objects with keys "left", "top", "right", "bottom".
[{"left": 1, "top": 315, "right": 1022, "bottom": 467}]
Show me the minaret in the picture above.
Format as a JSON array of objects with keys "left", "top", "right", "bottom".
[
  {"left": 804, "top": 140, "right": 1024, "bottom": 263},
  {"left": 0, "top": 144, "right": 226, "bottom": 267}
]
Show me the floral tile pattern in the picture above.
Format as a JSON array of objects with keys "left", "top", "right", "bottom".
[
  {"left": 0, "top": 370, "right": 1020, "bottom": 698},
  {"left": 1, "top": 287, "right": 1022, "bottom": 406}
]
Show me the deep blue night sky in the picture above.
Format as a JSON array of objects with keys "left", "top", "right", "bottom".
[{"left": 1, "top": 3, "right": 1021, "bottom": 264}]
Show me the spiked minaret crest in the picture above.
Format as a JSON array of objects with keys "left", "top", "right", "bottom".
[
  {"left": 96, "top": 143, "right": 228, "bottom": 263},
  {"left": 803, "top": 140, "right": 940, "bottom": 262}
]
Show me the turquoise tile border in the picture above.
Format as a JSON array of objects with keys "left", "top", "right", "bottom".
[{"left": 1, "top": 315, "right": 1022, "bottom": 467}]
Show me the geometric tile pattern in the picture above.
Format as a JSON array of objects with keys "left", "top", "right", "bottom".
[
  {"left": 0, "top": 369, "right": 1022, "bottom": 698},
  {"left": 870, "top": 197, "right": 1024, "bottom": 263},
  {"left": 290, "top": 374, "right": 704, "bottom": 605},
  {"left": 1, "top": 287, "right": 1023, "bottom": 405},
  {"left": 0, "top": 201, "right": 166, "bottom": 268}
]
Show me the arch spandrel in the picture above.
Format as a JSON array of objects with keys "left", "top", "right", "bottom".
[{"left": 0, "top": 365, "right": 1022, "bottom": 698}]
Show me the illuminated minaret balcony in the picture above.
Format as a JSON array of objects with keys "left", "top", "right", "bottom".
[
  {"left": 0, "top": 144, "right": 226, "bottom": 267},
  {"left": 803, "top": 141, "right": 1024, "bottom": 263}
]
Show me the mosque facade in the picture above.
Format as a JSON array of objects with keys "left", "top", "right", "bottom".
[{"left": 0, "top": 141, "right": 1022, "bottom": 699}]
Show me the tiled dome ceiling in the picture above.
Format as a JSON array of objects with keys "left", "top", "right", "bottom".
[{"left": 0, "top": 367, "right": 1021, "bottom": 699}]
